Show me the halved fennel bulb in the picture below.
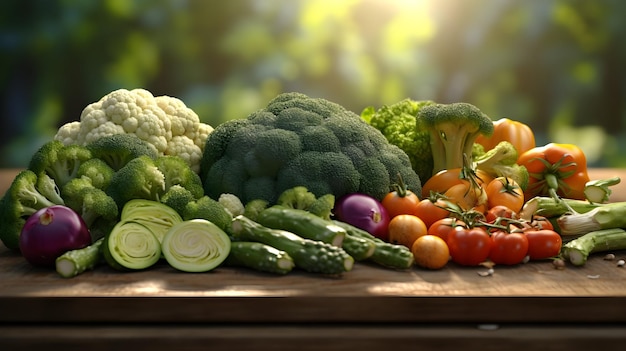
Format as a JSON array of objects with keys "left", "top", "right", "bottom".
[{"left": 162, "top": 219, "right": 231, "bottom": 272}]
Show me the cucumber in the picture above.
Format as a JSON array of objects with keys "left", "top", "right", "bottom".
[
  {"left": 225, "top": 241, "right": 295, "bottom": 275},
  {"left": 256, "top": 206, "right": 346, "bottom": 246},
  {"left": 231, "top": 215, "right": 354, "bottom": 274},
  {"left": 55, "top": 238, "right": 104, "bottom": 278},
  {"left": 333, "top": 220, "right": 415, "bottom": 269}
]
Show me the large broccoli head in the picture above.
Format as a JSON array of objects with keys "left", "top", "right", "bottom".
[{"left": 200, "top": 92, "right": 422, "bottom": 204}]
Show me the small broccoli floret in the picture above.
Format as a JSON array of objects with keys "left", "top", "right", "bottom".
[
  {"left": 36, "top": 172, "right": 65, "bottom": 206},
  {"left": 0, "top": 170, "right": 66, "bottom": 250},
  {"left": 106, "top": 155, "right": 166, "bottom": 207},
  {"left": 361, "top": 99, "right": 435, "bottom": 183},
  {"left": 474, "top": 141, "right": 530, "bottom": 189},
  {"left": 218, "top": 193, "right": 245, "bottom": 217},
  {"left": 276, "top": 186, "right": 317, "bottom": 210},
  {"left": 160, "top": 185, "right": 195, "bottom": 217},
  {"left": 86, "top": 134, "right": 159, "bottom": 171},
  {"left": 306, "top": 193, "right": 335, "bottom": 221},
  {"left": 183, "top": 195, "right": 233, "bottom": 233},
  {"left": 61, "top": 175, "right": 119, "bottom": 235},
  {"left": 67, "top": 185, "right": 119, "bottom": 241},
  {"left": 243, "top": 199, "right": 270, "bottom": 222},
  {"left": 155, "top": 155, "right": 204, "bottom": 199},
  {"left": 418, "top": 102, "right": 494, "bottom": 176},
  {"left": 76, "top": 158, "right": 115, "bottom": 190},
  {"left": 28, "top": 140, "right": 93, "bottom": 188}
]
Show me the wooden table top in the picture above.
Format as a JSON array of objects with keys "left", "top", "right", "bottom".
[{"left": 1, "top": 168, "right": 626, "bottom": 325}]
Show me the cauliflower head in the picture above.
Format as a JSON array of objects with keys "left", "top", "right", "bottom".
[
  {"left": 200, "top": 92, "right": 422, "bottom": 205},
  {"left": 54, "top": 88, "right": 213, "bottom": 173}
]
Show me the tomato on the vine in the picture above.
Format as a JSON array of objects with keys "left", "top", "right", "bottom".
[
  {"left": 446, "top": 226, "right": 492, "bottom": 266},
  {"left": 413, "top": 197, "right": 450, "bottom": 229},
  {"left": 428, "top": 217, "right": 465, "bottom": 242},
  {"left": 485, "top": 177, "right": 524, "bottom": 213},
  {"left": 528, "top": 216, "right": 554, "bottom": 231},
  {"left": 444, "top": 182, "right": 488, "bottom": 213},
  {"left": 421, "top": 167, "right": 493, "bottom": 198},
  {"left": 489, "top": 231, "right": 529, "bottom": 265},
  {"left": 524, "top": 229, "right": 562, "bottom": 260},
  {"left": 382, "top": 175, "right": 421, "bottom": 218}
]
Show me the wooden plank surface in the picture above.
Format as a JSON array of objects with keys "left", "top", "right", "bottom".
[{"left": 1, "top": 168, "right": 626, "bottom": 325}]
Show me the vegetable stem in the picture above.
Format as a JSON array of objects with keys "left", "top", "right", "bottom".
[
  {"left": 557, "top": 202, "right": 626, "bottom": 236},
  {"left": 562, "top": 228, "right": 626, "bottom": 266}
]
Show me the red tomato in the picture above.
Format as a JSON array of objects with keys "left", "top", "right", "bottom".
[
  {"left": 446, "top": 226, "right": 492, "bottom": 266},
  {"left": 485, "top": 205, "right": 517, "bottom": 223},
  {"left": 381, "top": 186, "right": 421, "bottom": 219},
  {"left": 528, "top": 216, "right": 554, "bottom": 231},
  {"left": 428, "top": 217, "right": 466, "bottom": 242},
  {"left": 524, "top": 229, "right": 562, "bottom": 260},
  {"left": 485, "top": 177, "right": 524, "bottom": 213},
  {"left": 484, "top": 205, "right": 518, "bottom": 233},
  {"left": 413, "top": 198, "right": 450, "bottom": 229},
  {"left": 489, "top": 231, "right": 529, "bottom": 265}
]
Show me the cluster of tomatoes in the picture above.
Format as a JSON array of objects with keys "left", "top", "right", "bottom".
[{"left": 381, "top": 172, "right": 562, "bottom": 270}]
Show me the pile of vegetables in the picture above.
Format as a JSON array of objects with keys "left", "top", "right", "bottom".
[{"left": 1, "top": 89, "right": 625, "bottom": 279}]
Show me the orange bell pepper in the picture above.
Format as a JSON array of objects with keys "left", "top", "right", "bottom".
[{"left": 517, "top": 143, "right": 590, "bottom": 200}]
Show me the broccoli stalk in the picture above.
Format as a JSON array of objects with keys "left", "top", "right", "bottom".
[
  {"left": 474, "top": 141, "right": 530, "bottom": 190},
  {"left": 28, "top": 140, "right": 93, "bottom": 188},
  {"left": 0, "top": 170, "right": 66, "bottom": 250},
  {"left": 418, "top": 102, "right": 494, "bottom": 176}
]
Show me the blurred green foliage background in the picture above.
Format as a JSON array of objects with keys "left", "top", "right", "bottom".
[{"left": 1, "top": 0, "right": 625, "bottom": 168}]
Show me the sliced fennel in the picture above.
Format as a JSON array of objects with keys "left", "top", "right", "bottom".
[
  {"left": 102, "top": 221, "right": 162, "bottom": 270},
  {"left": 121, "top": 199, "right": 183, "bottom": 243},
  {"left": 161, "top": 219, "right": 231, "bottom": 272}
]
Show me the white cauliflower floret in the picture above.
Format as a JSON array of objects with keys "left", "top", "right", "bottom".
[
  {"left": 54, "top": 88, "right": 213, "bottom": 173},
  {"left": 195, "top": 122, "right": 214, "bottom": 150},
  {"left": 54, "top": 121, "right": 81, "bottom": 145},
  {"left": 165, "top": 136, "right": 203, "bottom": 173}
]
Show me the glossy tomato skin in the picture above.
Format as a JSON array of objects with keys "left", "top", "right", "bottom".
[
  {"left": 413, "top": 198, "right": 450, "bottom": 229},
  {"left": 529, "top": 216, "right": 554, "bottom": 231},
  {"left": 489, "top": 231, "right": 529, "bottom": 265},
  {"left": 485, "top": 177, "right": 524, "bottom": 213},
  {"left": 446, "top": 226, "right": 492, "bottom": 266},
  {"left": 524, "top": 229, "right": 562, "bottom": 260},
  {"left": 382, "top": 188, "right": 421, "bottom": 219},
  {"left": 421, "top": 168, "right": 493, "bottom": 198},
  {"left": 428, "top": 218, "right": 465, "bottom": 242}
]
